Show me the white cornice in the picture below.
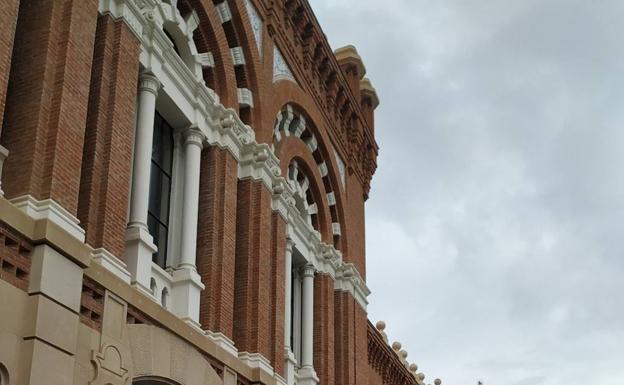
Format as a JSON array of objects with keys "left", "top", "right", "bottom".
[{"left": 98, "top": 0, "right": 370, "bottom": 310}]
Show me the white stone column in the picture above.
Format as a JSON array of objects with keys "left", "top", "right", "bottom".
[
  {"left": 178, "top": 128, "right": 204, "bottom": 270},
  {"left": 284, "top": 239, "right": 297, "bottom": 385},
  {"left": 171, "top": 127, "right": 206, "bottom": 328},
  {"left": 125, "top": 72, "right": 160, "bottom": 295},
  {"left": 284, "top": 238, "right": 295, "bottom": 347},
  {"left": 298, "top": 264, "right": 318, "bottom": 385},
  {"left": 129, "top": 72, "right": 160, "bottom": 230}
]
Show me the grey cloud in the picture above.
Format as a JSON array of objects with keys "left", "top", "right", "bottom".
[{"left": 310, "top": 0, "right": 624, "bottom": 384}]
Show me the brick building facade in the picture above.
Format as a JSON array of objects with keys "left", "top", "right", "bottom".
[{"left": 0, "top": 1, "right": 436, "bottom": 385}]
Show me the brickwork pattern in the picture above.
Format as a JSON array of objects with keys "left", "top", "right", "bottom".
[
  {"left": 2, "top": 0, "right": 98, "bottom": 214},
  {"left": 0, "top": 0, "right": 20, "bottom": 134},
  {"left": 234, "top": 179, "right": 273, "bottom": 360},
  {"left": 80, "top": 276, "right": 105, "bottom": 331},
  {"left": 334, "top": 291, "right": 356, "bottom": 385},
  {"left": 0, "top": 220, "right": 32, "bottom": 291},
  {"left": 78, "top": 15, "right": 140, "bottom": 258},
  {"left": 269, "top": 212, "right": 286, "bottom": 375},
  {"left": 197, "top": 146, "right": 239, "bottom": 338},
  {"left": 314, "top": 273, "right": 335, "bottom": 385}
]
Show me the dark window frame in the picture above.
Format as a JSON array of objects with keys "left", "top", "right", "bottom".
[{"left": 148, "top": 112, "right": 174, "bottom": 269}]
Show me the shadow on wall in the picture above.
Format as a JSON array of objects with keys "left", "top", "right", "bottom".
[{"left": 0, "top": 364, "right": 7, "bottom": 385}]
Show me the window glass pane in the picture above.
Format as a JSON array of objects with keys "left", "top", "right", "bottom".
[{"left": 147, "top": 111, "right": 174, "bottom": 269}]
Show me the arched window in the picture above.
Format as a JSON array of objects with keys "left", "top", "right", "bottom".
[{"left": 161, "top": 287, "right": 169, "bottom": 309}]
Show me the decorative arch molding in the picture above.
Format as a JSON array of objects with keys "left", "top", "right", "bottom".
[
  {"left": 285, "top": 155, "right": 332, "bottom": 242},
  {"left": 210, "top": 0, "right": 263, "bottom": 126},
  {"left": 128, "top": 325, "right": 224, "bottom": 385},
  {"left": 175, "top": 0, "right": 238, "bottom": 106},
  {"left": 99, "top": 0, "right": 370, "bottom": 309},
  {"left": 146, "top": 1, "right": 204, "bottom": 82},
  {"left": 273, "top": 104, "right": 343, "bottom": 249}
]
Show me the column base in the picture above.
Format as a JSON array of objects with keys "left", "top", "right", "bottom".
[
  {"left": 206, "top": 331, "right": 238, "bottom": 357},
  {"left": 238, "top": 352, "right": 274, "bottom": 377},
  {"left": 92, "top": 247, "right": 132, "bottom": 283},
  {"left": 0, "top": 144, "right": 8, "bottom": 196},
  {"left": 10, "top": 195, "right": 86, "bottom": 242},
  {"left": 124, "top": 225, "right": 157, "bottom": 295},
  {"left": 297, "top": 366, "right": 319, "bottom": 385},
  {"left": 284, "top": 348, "right": 297, "bottom": 385},
  {"left": 171, "top": 267, "right": 205, "bottom": 325}
]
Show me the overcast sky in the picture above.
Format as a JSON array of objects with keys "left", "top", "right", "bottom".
[{"left": 310, "top": 1, "right": 624, "bottom": 384}]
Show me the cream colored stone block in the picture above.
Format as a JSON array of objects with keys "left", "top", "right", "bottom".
[
  {"left": 223, "top": 366, "right": 238, "bottom": 385},
  {"left": 28, "top": 244, "right": 83, "bottom": 312},
  {"left": 22, "top": 339, "right": 75, "bottom": 385},
  {"left": 24, "top": 294, "right": 79, "bottom": 355},
  {"left": 0, "top": 279, "right": 29, "bottom": 334},
  {"left": 0, "top": 333, "right": 21, "bottom": 385}
]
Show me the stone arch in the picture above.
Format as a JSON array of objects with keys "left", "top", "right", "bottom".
[
  {"left": 273, "top": 103, "right": 345, "bottom": 250},
  {"left": 266, "top": 81, "right": 350, "bottom": 255},
  {"left": 209, "top": 0, "right": 263, "bottom": 127},
  {"left": 151, "top": 1, "right": 204, "bottom": 80},
  {"left": 128, "top": 325, "right": 223, "bottom": 385},
  {"left": 176, "top": 0, "right": 238, "bottom": 107},
  {"left": 284, "top": 153, "right": 332, "bottom": 242},
  {"left": 0, "top": 363, "right": 8, "bottom": 385}
]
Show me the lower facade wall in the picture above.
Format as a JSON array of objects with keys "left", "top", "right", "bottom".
[
  {"left": 0, "top": 278, "right": 228, "bottom": 385},
  {"left": 0, "top": 198, "right": 395, "bottom": 385}
]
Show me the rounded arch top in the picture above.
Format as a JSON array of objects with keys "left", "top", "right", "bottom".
[{"left": 272, "top": 102, "right": 348, "bottom": 252}]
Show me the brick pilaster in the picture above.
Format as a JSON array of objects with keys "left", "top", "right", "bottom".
[
  {"left": 314, "top": 273, "right": 336, "bottom": 385},
  {"left": 0, "top": 0, "right": 20, "bottom": 132},
  {"left": 354, "top": 304, "right": 369, "bottom": 385},
  {"left": 233, "top": 179, "right": 272, "bottom": 359},
  {"left": 1, "top": 0, "right": 98, "bottom": 213},
  {"left": 197, "top": 146, "right": 238, "bottom": 338},
  {"left": 335, "top": 291, "right": 356, "bottom": 385},
  {"left": 78, "top": 15, "right": 140, "bottom": 257},
  {"left": 270, "top": 212, "right": 286, "bottom": 375}
]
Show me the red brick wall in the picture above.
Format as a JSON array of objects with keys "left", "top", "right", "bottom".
[
  {"left": 1, "top": 0, "right": 98, "bottom": 214},
  {"left": 355, "top": 303, "right": 369, "bottom": 385},
  {"left": 233, "top": 179, "right": 273, "bottom": 360},
  {"left": 197, "top": 146, "right": 238, "bottom": 339},
  {"left": 0, "top": 0, "right": 20, "bottom": 133},
  {"left": 335, "top": 291, "right": 356, "bottom": 385},
  {"left": 314, "top": 274, "right": 336, "bottom": 385},
  {"left": 270, "top": 212, "right": 286, "bottom": 375},
  {"left": 78, "top": 15, "right": 140, "bottom": 258},
  {"left": 346, "top": 172, "right": 367, "bottom": 278}
]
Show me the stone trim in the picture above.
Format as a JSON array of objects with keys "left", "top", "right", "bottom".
[{"left": 98, "top": 0, "right": 370, "bottom": 309}]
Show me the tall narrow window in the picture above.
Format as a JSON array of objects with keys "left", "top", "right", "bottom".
[{"left": 148, "top": 113, "right": 174, "bottom": 269}]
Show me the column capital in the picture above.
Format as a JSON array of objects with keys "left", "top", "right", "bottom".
[
  {"left": 183, "top": 127, "right": 205, "bottom": 149},
  {"left": 301, "top": 263, "right": 315, "bottom": 278},
  {"left": 138, "top": 72, "right": 161, "bottom": 96}
]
